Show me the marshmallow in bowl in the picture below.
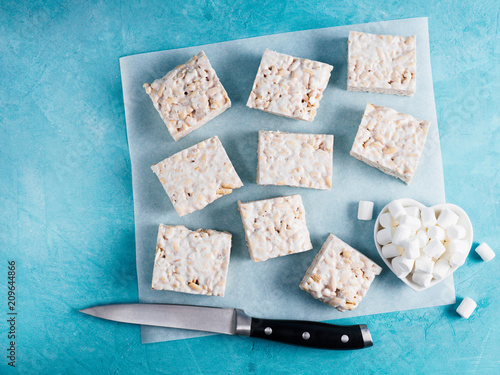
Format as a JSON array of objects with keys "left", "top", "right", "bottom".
[
  {"left": 448, "top": 240, "right": 470, "bottom": 254},
  {"left": 391, "top": 256, "right": 414, "bottom": 278},
  {"left": 405, "top": 206, "right": 420, "bottom": 217},
  {"left": 423, "top": 239, "right": 446, "bottom": 259},
  {"left": 402, "top": 238, "right": 420, "bottom": 260},
  {"left": 437, "top": 208, "right": 460, "bottom": 229},
  {"left": 415, "top": 229, "right": 429, "bottom": 248},
  {"left": 414, "top": 256, "right": 434, "bottom": 274},
  {"left": 388, "top": 200, "right": 407, "bottom": 220},
  {"left": 379, "top": 212, "right": 397, "bottom": 228},
  {"left": 427, "top": 225, "right": 446, "bottom": 242},
  {"left": 376, "top": 227, "right": 395, "bottom": 246},
  {"left": 382, "top": 244, "right": 403, "bottom": 258},
  {"left": 432, "top": 259, "right": 451, "bottom": 280},
  {"left": 447, "top": 225, "right": 466, "bottom": 240},
  {"left": 420, "top": 207, "right": 437, "bottom": 228},
  {"left": 412, "top": 272, "right": 433, "bottom": 287},
  {"left": 392, "top": 225, "right": 412, "bottom": 246},
  {"left": 399, "top": 215, "right": 421, "bottom": 229},
  {"left": 449, "top": 253, "right": 467, "bottom": 268}
]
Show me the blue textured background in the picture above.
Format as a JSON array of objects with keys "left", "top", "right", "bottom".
[{"left": 1, "top": 1, "right": 498, "bottom": 374}]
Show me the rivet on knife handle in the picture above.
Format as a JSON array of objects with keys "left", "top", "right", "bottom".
[{"left": 246, "top": 317, "right": 373, "bottom": 350}]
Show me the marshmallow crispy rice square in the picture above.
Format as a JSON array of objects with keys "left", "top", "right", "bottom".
[
  {"left": 152, "top": 224, "right": 232, "bottom": 296},
  {"left": 144, "top": 51, "right": 231, "bottom": 141},
  {"left": 247, "top": 49, "right": 333, "bottom": 121},
  {"left": 300, "top": 234, "right": 382, "bottom": 312},
  {"left": 237, "top": 195, "right": 313, "bottom": 262},
  {"left": 347, "top": 31, "right": 417, "bottom": 96},
  {"left": 257, "top": 130, "right": 334, "bottom": 190},
  {"left": 350, "top": 103, "right": 430, "bottom": 184},
  {"left": 151, "top": 136, "right": 243, "bottom": 217}
]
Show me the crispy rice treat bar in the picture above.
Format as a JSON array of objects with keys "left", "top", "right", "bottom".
[
  {"left": 237, "top": 195, "right": 313, "bottom": 262},
  {"left": 350, "top": 103, "right": 430, "bottom": 184},
  {"left": 152, "top": 225, "right": 232, "bottom": 296},
  {"left": 300, "top": 234, "right": 382, "bottom": 312},
  {"left": 347, "top": 31, "right": 417, "bottom": 96},
  {"left": 151, "top": 136, "right": 243, "bottom": 216},
  {"left": 144, "top": 51, "right": 231, "bottom": 141},
  {"left": 257, "top": 130, "right": 334, "bottom": 190},
  {"left": 247, "top": 49, "right": 333, "bottom": 121}
]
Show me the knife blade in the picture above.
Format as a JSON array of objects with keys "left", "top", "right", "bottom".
[{"left": 80, "top": 303, "right": 373, "bottom": 350}]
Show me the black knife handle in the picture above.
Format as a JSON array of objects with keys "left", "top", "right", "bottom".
[{"left": 249, "top": 318, "right": 372, "bottom": 350}]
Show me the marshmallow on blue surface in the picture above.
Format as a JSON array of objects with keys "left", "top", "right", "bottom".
[
  {"left": 358, "top": 200, "right": 374, "bottom": 220},
  {"left": 475, "top": 242, "right": 495, "bottom": 262},
  {"left": 456, "top": 297, "right": 477, "bottom": 319}
]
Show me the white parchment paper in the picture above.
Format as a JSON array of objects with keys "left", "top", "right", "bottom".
[{"left": 120, "top": 17, "right": 455, "bottom": 344}]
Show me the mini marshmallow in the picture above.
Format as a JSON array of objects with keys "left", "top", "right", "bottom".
[
  {"left": 388, "top": 200, "right": 406, "bottom": 220},
  {"left": 382, "top": 243, "right": 403, "bottom": 258},
  {"left": 391, "top": 256, "right": 414, "bottom": 278},
  {"left": 412, "top": 272, "right": 433, "bottom": 287},
  {"left": 433, "top": 259, "right": 451, "bottom": 280},
  {"left": 416, "top": 229, "right": 429, "bottom": 248},
  {"left": 405, "top": 206, "right": 420, "bottom": 218},
  {"left": 376, "top": 227, "right": 395, "bottom": 246},
  {"left": 439, "top": 250, "right": 453, "bottom": 261},
  {"left": 358, "top": 201, "right": 374, "bottom": 220},
  {"left": 447, "top": 225, "right": 466, "bottom": 240},
  {"left": 379, "top": 212, "right": 396, "bottom": 228},
  {"left": 437, "top": 208, "right": 459, "bottom": 229},
  {"left": 399, "top": 215, "right": 421, "bottom": 228},
  {"left": 421, "top": 207, "right": 437, "bottom": 228},
  {"left": 414, "top": 256, "right": 434, "bottom": 274},
  {"left": 456, "top": 297, "right": 477, "bottom": 319},
  {"left": 449, "top": 252, "right": 468, "bottom": 268},
  {"left": 427, "top": 225, "right": 446, "bottom": 242},
  {"left": 423, "top": 239, "right": 446, "bottom": 259},
  {"left": 475, "top": 242, "right": 495, "bottom": 262},
  {"left": 402, "top": 238, "right": 420, "bottom": 260},
  {"left": 448, "top": 239, "right": 470, "bottom": 254},
  {"left": 392, "top": 225, "right": 412, "bottom": 246}
]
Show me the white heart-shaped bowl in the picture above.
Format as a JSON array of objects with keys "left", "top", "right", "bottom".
[{"left": 374, "top": 198, "right": 473, "bottom": 291}]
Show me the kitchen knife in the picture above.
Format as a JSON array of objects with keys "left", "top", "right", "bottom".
[{"left": 80, "top": 303, "right": 372, "bottom": 350}]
